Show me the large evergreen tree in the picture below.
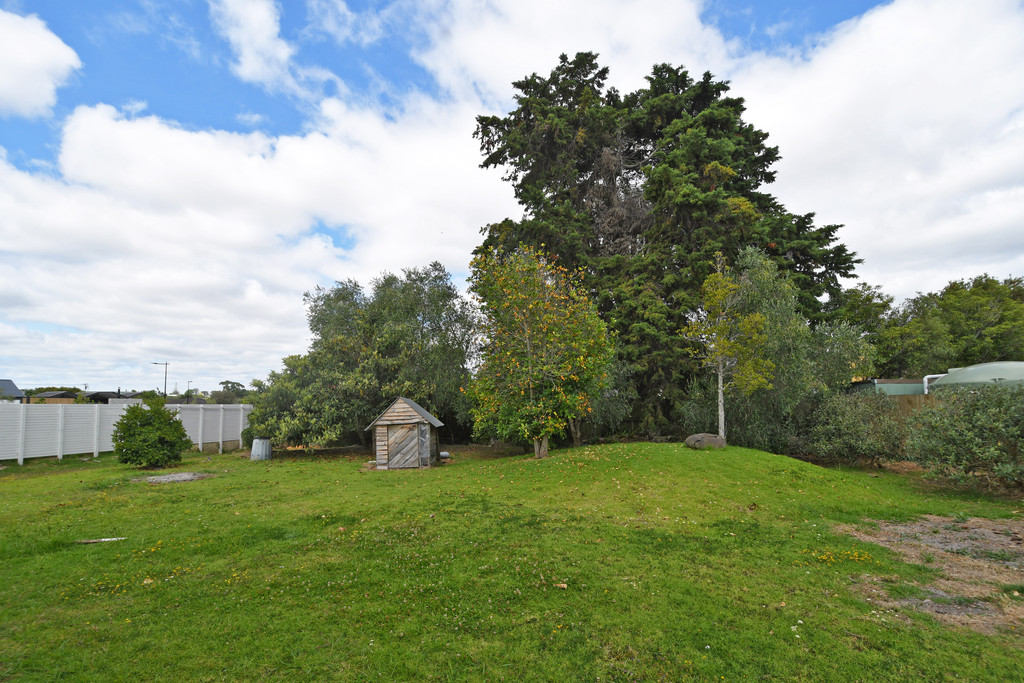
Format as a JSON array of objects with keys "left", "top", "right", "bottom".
[{"left": 475, "top": 53, "right": 859, "bottom": 432}]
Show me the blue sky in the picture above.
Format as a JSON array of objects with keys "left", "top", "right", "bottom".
[
  {"left": 3, "top": 0, "right": 887, "bottom": 166},
  {"left": 1, "top": 0, "right": 1022, "bottom": 393}
]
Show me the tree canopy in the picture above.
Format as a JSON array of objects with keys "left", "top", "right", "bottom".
[
  {"left": 475, "top": 52, "right": 859, "bottom": 432},
  {"left": 469, "top": 247, "right": 612, "bottom": 457},
  {"left": 249, "top": 262, "right": 477, "bottom": 446},
  {"left": 683, "top": 251, "right": 775, "bottom": 440},
  {"left": 831, "top": 275, "right": 1024, "bottom": 378},
  {"left": 679, "top": 249, "right": 872, "bottom": 453}
]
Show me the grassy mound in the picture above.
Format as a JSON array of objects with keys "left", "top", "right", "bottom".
[{"left": 1, "top": 444, "right": 1020, "bottom": 680}]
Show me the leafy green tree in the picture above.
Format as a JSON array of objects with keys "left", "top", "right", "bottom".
[
  {"left": 823, "top": 282, "right": 894, "bottom": 338},
  {"left": 729, "top": 250, "right": 873, "bottom": 452},
  {"left": 23, "top": 386, "right": 81, "bottom": 396},
  {"left": 873, "top": 275, "right": 1024, "bottom": 378},
  {"left": 112, "top": 395, "right": 192, "bottom": 467},
  {"left": 210, "top": 380, "right": 247, "bottom": 403},
  {"left": 249, "top": 263, "right": 477, "bottom": 446},
  {"left": 475, "top": 52, "right": 860, "bottom": 432},
  {"left": 680, "top": 249, "right": 872, "bottom": 452},
  {"left": 682, "top": 252, "right": 774, "bottom": 440},
  {"left": 469, "top": 246, "right": 612, "bottom": 457}
]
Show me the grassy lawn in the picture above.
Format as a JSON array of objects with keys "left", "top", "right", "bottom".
[{"left": 1, "top": 444, "right": 1021, "bottom": 681}]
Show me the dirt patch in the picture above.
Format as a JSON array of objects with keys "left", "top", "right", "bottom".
[
  {"left": 838, "top": 515, "right": 1024, "bottom": 634},
  {"left": 881, "top": 460, "right": 926, "bottom": 474},
  {"left": 136, "top": 472, "right": 214, "bottom": 484}
]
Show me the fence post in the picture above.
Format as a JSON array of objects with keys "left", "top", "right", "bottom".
[
  {"left": 93, "top": 404, "right": 101, "bottom": 458},
  {"left": 198, "top": 406, "right": 205, "bottom": 453},
  {"left": 17, "top": 403, "right": 27, "bottom": 466},
  {"left": 57, "top": 405, "right": 65, "bottom": 461},
  {"left": 218, "top": 405, "right": 225, "bottom": 454}
]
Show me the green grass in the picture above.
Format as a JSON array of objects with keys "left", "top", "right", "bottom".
[{"left": 1, "top": 444, "right": 1021, "bottom": 681}]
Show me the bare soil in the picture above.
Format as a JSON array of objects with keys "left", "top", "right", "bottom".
[
  {"left": 837, "top": 514, "right": 1024, "bottom": 634},
  {"left": 137, "top": 472, "right": 214, "bottom": 484}
]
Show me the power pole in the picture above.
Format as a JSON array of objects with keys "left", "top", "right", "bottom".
[{"left": 151, "top": 362, "right": 169, "bottom": 396}]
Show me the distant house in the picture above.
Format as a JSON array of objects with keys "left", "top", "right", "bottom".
[
  {"left": 30, "top": 391, "right": 78, "bottom": 404},
  {"left": 365, "top": 397, "right": 443, "bottom": 470},
  {"left": 81, "top": 390, "right": 141, "bottom": 404},
  {"left": 0, "top": 379, "right": 26, "bottom": 403}
]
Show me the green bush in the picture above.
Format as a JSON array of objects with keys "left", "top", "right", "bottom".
[
  {"left": 112, "top": 396, "right": 193, "bottom": 467},
  {"left": 240, "top": 427, "right": 254, "bottom": 449},
  {"left": 907, "top": 384, "right": 1024, "bottom": 490},
  {"left": 810, "top": 391, "right": 904, "bottom": 465}
]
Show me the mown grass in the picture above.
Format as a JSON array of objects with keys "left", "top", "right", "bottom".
[{"left": 0, "top": 444, "right": 1020, "bottom": 681}]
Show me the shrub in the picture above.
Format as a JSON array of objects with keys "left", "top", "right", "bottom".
[
  {"left": 906, "top": 384, "right": 1024, "bottom": 490},
  {"left": 112, "top": 396, "right": 192, "bottom": 467},
  {"left": 240, "top": 426, "right": 254, "bottom": 450},
  {"left": 810, "top": 391, "right": 904, "bottom": 465}
]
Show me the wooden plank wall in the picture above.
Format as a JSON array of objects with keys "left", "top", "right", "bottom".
[
  {"left": 389, "top": 425, "right": 421, "bottom": 468},
  {"left": 375, "top": 425, "right": 389, "bottom": 469},
  {"left": 373, "top": 399, "right": 425, "bottom": 426},
  {"left": 894, "top": 394, "right": 935, "bottom": 415}
]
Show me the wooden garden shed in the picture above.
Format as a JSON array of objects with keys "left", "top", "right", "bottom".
[{"left": 366, "top": 397, "right": 443, "bottom": 470}]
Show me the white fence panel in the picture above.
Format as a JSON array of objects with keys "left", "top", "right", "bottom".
[
  {"left": 0, "top": 408, "right": 20, "bottom": 461},
  {"left": 166, "top": 405, "right": 252, "bottom": 452},
  {"left": 170, "top": 406, "right": 202, "bottom": 445},
  {"left": 24, "top": 405, "right": 61, "bottom": 459},
  {"left": 98, "top": 405, "right": 125, "bottom": 455},
  {"left": 63, "top": 407, "right": 99, "bottom": 456},
  {"left": 0, "top": 404, "right": 251, "bottom": 464}
]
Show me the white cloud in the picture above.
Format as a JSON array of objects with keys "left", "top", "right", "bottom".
[
  {"left": 412, "top": 0, "right": 733, "bottom": 107},
  {"left": 0, "top": 9, "right": 80, "bottom": 118},
  {"left": 730, "top": 0, "right": 1024, "bottom": 300},
  {"left": 208, "top": 0, "right": 300, "bottom": 93},
  {"left": 5, "top": 0, "right": 1024, "bottom": 392},
  {"left": 306, "top": 0, "right": 388, "bottom": 46},
  {"left": 236, "top": 110, "right": 266, "bottom": 126},
  {"left": 1, "top": 86, "right": 516, "bottom": 388},
  {"left": 208, "top": 0, "right": 344, "bottom": 100}
]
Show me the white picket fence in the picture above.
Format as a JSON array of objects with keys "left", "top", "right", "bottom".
[{"left": 0, "top": 403, "right": 253, "bottom": 465}]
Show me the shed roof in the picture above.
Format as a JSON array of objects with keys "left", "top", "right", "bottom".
[
  {"left": 0, "top": 379, "right": 25, "bottom": 399},
  {"left": 932, "top": 361, "right": 1024, "bottom": 387},
  {"left": 366, "top": 397, "right": 444, "bottom": 430}
]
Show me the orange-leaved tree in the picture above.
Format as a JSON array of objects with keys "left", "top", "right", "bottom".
[{"left": 469, "top": 246, "right": 612, "bottom": 458}]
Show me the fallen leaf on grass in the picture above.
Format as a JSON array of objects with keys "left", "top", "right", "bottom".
[{"left": 555, "top": 583, "right": 568, "bottom": 589}]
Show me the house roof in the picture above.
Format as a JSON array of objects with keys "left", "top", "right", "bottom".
[
  {"left": 35, "top": 390, "right": 78, "bottom": 399},
  {"left": 365, "top": 397, "right": 444, "bottom": 430},
  {"left": 0, "top": 379, "right": 25, "bottom": 398}
]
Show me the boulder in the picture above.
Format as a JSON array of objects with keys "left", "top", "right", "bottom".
[{"left": 685, "top": 433, "right": 727, "bottom": 450}]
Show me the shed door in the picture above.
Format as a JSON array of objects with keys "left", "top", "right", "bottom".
[{"left": 387, "top": 424, "right": 420, "bottom": 469}]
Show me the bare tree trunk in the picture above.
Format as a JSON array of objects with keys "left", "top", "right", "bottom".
[
  {"left": 717, "top": 359, "right": 726, "bottom": 441},
  {"left": 569, "top": 418, "right": 582, "bottom": 448},
  {"left": 533, "top": 434, "right": 549, "bottom": 458}
]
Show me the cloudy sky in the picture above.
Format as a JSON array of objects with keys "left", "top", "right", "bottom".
[{"left": 1, "top": 0, "right": 1022, "bottom": 394}]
